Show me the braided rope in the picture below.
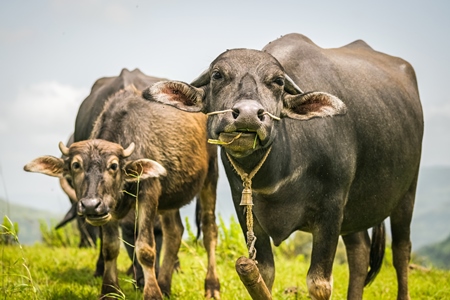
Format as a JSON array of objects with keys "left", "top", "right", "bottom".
[{"left": 226, "top": 146, "right": 272, "bottom": 260}]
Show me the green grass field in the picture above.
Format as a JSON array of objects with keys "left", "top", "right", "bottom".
[{"left": 1, "top": 217, "right": 450, "bottom": 299}]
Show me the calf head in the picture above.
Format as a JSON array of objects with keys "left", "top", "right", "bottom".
[
  {"left": 143, "top": 49, "right": 346, "bottom": 158},
  {"left": 24, "top": 139, "right": 166, "bottom": 226}
]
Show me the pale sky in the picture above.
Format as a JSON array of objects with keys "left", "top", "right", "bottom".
[{"left": 0, "top": 1, "right": 449, "bottom": 239}]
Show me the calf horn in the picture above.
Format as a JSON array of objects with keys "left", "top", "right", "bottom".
[
  {"left": 59, "top": 141, "right": 70, "bottom": 156},
  {"left": 123, "top": 142, "right": 135, "bottom": 158}
]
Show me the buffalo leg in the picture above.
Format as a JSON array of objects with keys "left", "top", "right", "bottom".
[
  {"left": 100, "top": 221, "right": 121, "bottom": 299},
  {"left": 136, "top": 191, "right": 163, "bottom": 300},
  {"left": 94, "top": 226, "right": 104, "bottom": 277},
  {"left": 120, "top": 209, "right": 145, "bottom": 288},
  {"left": 390, "top": 177, "right": 417, "bottom": 300},
  {"left": 342, "top": 230, "right": 370, "bottom": 300},
  {"left": 234, "top": 202, "right": 275, "bottom": 292},
  {"left": 154, "top": 215, "right": 164, "bottom": 277},
  {"left": 306, "top": 205, "right": 343, "bottom": 300},
  {"left": 307, "top": 234, "right": 339, "bottom": 300},
  {"left": 200, "top": 150, "right": 221, "bottom": 299},
  {"left": 157, "top": 210, "right": 183, "bottom": 296},
  {"left": 224, "top": 151, "right": 275, "bottom": 293}
]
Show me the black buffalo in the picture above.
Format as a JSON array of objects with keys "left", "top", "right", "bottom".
[
  {"left": 24, "top": 70, "right": 220, "bottom": 299},
  {"left": 142, "top": 33, "right": 423, "bottom": 300}
]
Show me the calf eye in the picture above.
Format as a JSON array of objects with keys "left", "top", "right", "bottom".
[
  {"left": 71, "top": 162, "right": 81, "bottom": 171},
  {"left": 273, "top": 77, "right": 284, "bottom": 86},
  {"left": 109, "top": 163, "right": 118, "bottom": 171},
  {"left": 212, "top": 71, "right": 223, "bottom": 80}
]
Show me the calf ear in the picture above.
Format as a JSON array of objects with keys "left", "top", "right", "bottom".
[
  {"left": 23, "top": 156, "right": 65, "bottom": 177},
  {"left": 124, "top": 159, "right": 167, "bottom": 182},
  {"left": 282, "top": 92, "right": 347, "bottom": 120},
  {"left": 142, "top": 81, "right": 205, "bottom": 112}
]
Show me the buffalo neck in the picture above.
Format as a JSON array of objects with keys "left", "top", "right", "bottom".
[
  {"left": 225, "top": 146, "right": 272, "bottom": 186},
  {"left": 221, "top": 145, "right": 287, "bottom": 194},
  {"left": 220, "top": 121, "right": 308, "bottom": 194}
]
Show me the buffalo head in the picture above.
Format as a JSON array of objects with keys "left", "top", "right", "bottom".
[
  {"left": 143, "top": 49, "right": 346, "bottom": 157},
  {"left": 24, "top": 139, "right": 166, "bottom": 226}
]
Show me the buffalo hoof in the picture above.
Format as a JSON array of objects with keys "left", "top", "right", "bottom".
[{"left": 205, "top": 278, "right": 221, "bottom": 299}]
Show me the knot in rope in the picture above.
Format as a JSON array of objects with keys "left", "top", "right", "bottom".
[{"left": 246, "top": 226, "right": 257, "bottom": 260}]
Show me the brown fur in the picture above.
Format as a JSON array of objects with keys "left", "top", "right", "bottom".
[
  {"left": 24, "top": 87, "right": 220, "bottom": 300},
  {"left": 77, "top": 87, "right": 220, "bottom": 298}
]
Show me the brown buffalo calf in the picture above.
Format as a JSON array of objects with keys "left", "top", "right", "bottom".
[{"left": 24, "top": 87, "right": 220, "bottom": 299}]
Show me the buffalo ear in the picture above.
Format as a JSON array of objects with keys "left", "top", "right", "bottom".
[
  {"left": 124, "top": 159, "right": 167, "bottom": 182},
  {"left": 142, "top": 81, "right": 205, "bottom": 112},
  {"left": 282, "top": 91, "right": 347, "bottom": 120},
  {"left": 24, "top": 156, "right": 65, "bottom": 177}
]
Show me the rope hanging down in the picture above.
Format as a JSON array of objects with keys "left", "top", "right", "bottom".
[{"left": 225, "top": 146, "right": 272, "bottom": 260}]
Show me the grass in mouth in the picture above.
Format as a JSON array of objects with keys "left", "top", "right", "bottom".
[{"left": 207, "top": 131, "right": 259, "bottom": 148}]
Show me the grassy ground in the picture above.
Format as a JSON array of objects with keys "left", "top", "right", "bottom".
[{"left": 1, "top": 217, "right": 450, "bottom": 299}]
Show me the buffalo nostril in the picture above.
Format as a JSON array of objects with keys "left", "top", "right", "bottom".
[
  {"left": 232, "top": 100, "right": 266, "bottom": 123},
  {"left": 77, "top": 201, "right": 85, "bottom": 215},
  {"left": 232, "top": 108, "right": 239, "bottom": 119},
  {"left": 257, "top": 109, "right": 265, "bottom": 121}
]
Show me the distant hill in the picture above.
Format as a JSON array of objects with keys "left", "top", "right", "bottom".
[
  {"left": 417, "top": 233, "right": 450, "bottom": 269},
  {"left": 411, "top": 166, "right": 450, "bottom": 249},
  {"left": 0, "top": 198, "right": 62, "bottom": 244}
]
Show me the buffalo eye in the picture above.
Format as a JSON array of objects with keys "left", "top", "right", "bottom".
[
  {"left": 109, "top": 163, "right": 119, "bottom": 171},
  {"left": 211, "top": 71, "right": 223, "bottom": 80},
  {"left": 273, "top": 77, "right": 284, "bottom": 86},
  {"left": 71, "top": 161, "right": 81, "bottom": 171}
]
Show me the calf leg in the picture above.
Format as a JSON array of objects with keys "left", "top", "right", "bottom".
[
  {"left": 154, "top": 215, "right": 164, "bottom": 277},
  {"left": 100, "top": 221, "right": 121, "bottom": 299},
  {"left": 136, "top": 193, "right": 163, "bottom": 300},
  {"left": 157, "top": 210, "right": 183, "bottom": 296},
  {"left": 390, "top": 177, "right": 417, "bottom": 300},
  {"left": 94, "top": 226, "right": 104, "bottom": 277},
  {"left": 200, "top": 151, "right": 221, "bottom": 299},
  {"left": 120, "top": 210, "right": 144, "bottom": 288},
  {"left": 342, "top": 230, "right": 370, "bottom": 300}
]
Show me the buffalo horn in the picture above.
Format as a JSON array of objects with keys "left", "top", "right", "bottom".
[
  {"left": 284, "top": 74, "right": 304, "bottom": 95},
  {"left": 59, "top": 141, "right": 70, "bottom": 156},
  {"left": 123, "top": 142, "right": 135, "bottom": 158}
]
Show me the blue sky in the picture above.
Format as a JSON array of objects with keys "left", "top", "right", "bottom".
[{"left": 0, "top": 1, "right": 449, "bottom": 246}]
